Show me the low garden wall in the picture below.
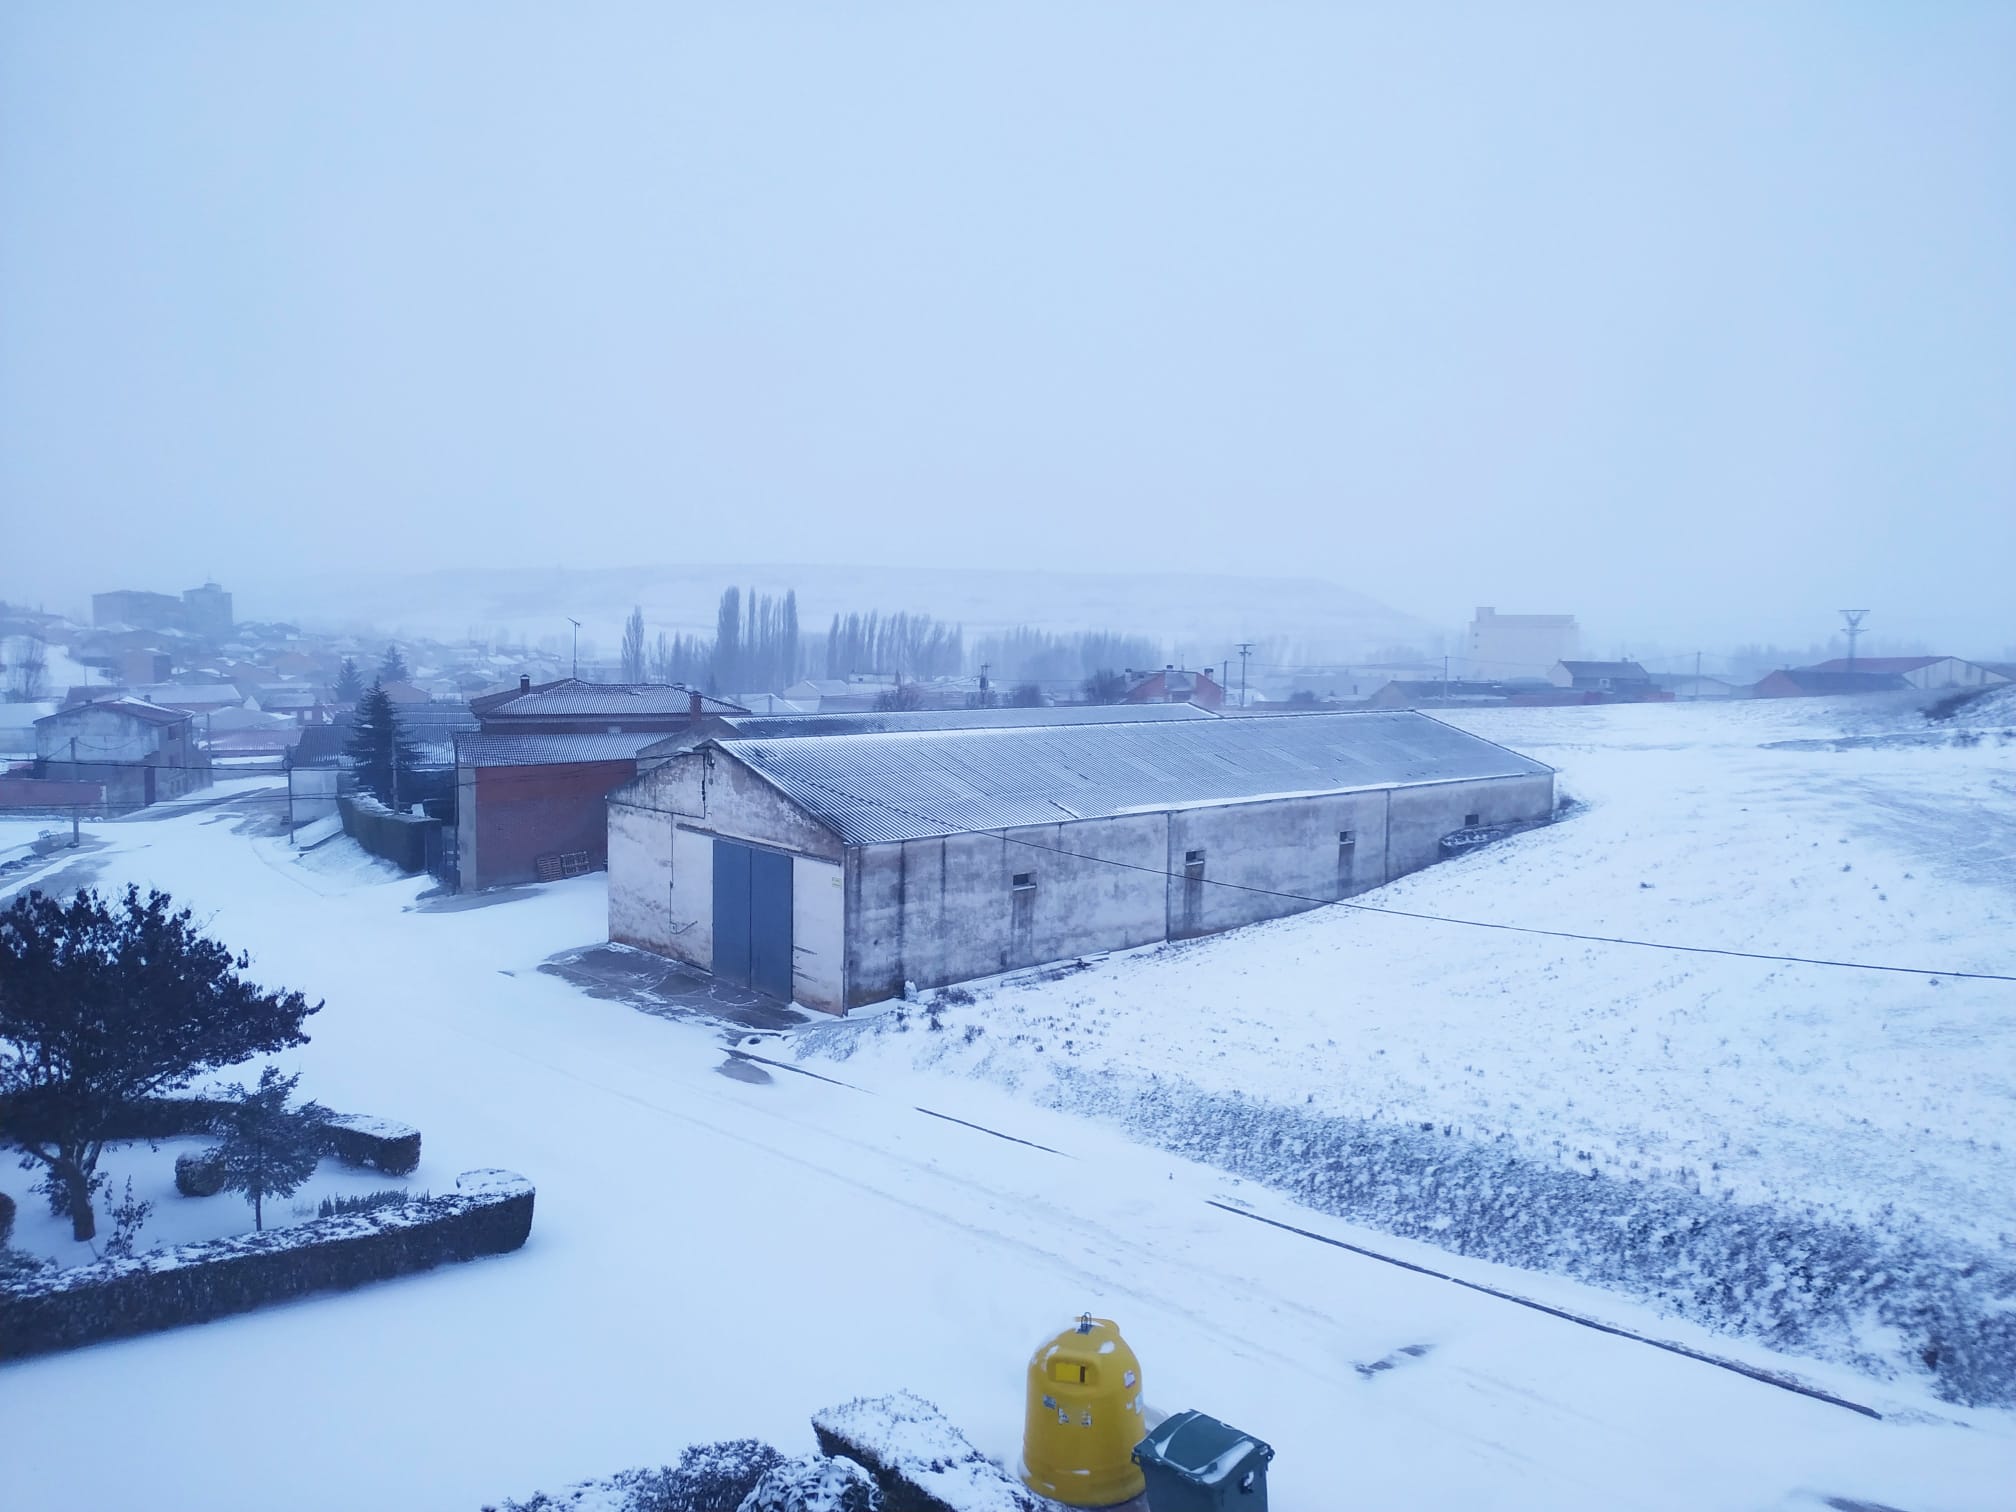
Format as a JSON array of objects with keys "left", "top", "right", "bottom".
[
  {"left": 1, "top": 1170, "right": 533, "bottom": 1359},
  {"left": 338, "top": 794, "right": 439, "bottom": 874}
]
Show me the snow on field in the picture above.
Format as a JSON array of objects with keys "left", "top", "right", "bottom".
[
  {"left": 792, "top": 693, "right": 2016, "bottom": 1396},
  {"left": 0, "top": 763, "right": 2012, "bottom": 1512}
]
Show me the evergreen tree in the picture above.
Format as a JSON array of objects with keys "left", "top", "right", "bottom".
[
  {"left": 378, "top": 644, "right": 409, "bottom": 683},
  {"left": 346, "top": 681, "right": 419, "bottom": 806},
  {"left": 620, "top": 606, "right": 647, "bottom": 683},
  {"left": 0, "top": 887, "right": 319, "bottom": 1240},
  {"left": 1008, "top": 681, "right": 1046, "bottom": 707},
  {"left": 213, "top": 1067, "right": 330, "bottom": 1230},
  {"left": 333, "top": 657, "right": 365, "bottom": 703},
  {"left": 1083, "top": 668, "right": 1130, "bottom": 704}
]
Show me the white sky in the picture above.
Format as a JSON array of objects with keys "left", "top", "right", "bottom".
[{"left": 2, "top": 3, "right": 2011, "bottom": 650}]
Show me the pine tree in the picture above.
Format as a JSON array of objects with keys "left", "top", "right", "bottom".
[
  {"left": 0, "top": 886, "right": 319, "bottom": 1240},
  {"left": 333, "top": 657, "right": 365, "bottom": 703},
  {"left": 378, "top": 644, "right": 409, "bottom": 683},
  {"left": 213, "top": 1067, "right": 331, "bottom": 1230},
  {"left": 346, "top": 681, "right": 419, "bottom": 806}
]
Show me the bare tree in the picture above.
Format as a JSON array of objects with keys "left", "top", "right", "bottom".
[
  {"left": 4, "top": 633, "right": 49, "bottom": 703},
  {"left": 1082, "top": 668, "right": 1130, "bottom": 705},
  {"left": 620, "top": 606, "right": 647, "bottom": 683},
  {"left": 872, "top": 682, "right": 928, "bottom": 712}
]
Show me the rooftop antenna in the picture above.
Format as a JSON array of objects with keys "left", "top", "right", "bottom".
[
  {"left": 1839, "top": 609, "right": 1869, "bottom": 678},
  {"left": 566, "top": 617, "right": 582, "bottom": 680}
]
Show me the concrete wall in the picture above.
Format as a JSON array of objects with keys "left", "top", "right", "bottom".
[{"left": 841, "top": 773, "right": 1555, "bottom": 1008}]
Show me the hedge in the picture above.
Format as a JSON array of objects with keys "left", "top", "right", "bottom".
[
  {"left": 812, "top": 1393, "right": 1041, "bottom": 1512},
  {"left": 322, "top": 1113, "right": 422, "bottom": 1176},
  {"left": 741, "top": 1455, "right": 880, "bottom": 1512},
  {"left": 0, "top": 1169, "right": 533, "bottom": 1359},
  {"left": 2, "top": 1095, "right": 422, "bottom": 1180}
]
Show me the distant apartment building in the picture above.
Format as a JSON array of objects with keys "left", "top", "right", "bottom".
[
  {"left": 90, "top": 582, "right": 233, "bottom": 639},
  {"left": 92, "top": 589, "right": 186, "bottom": 631},
  {"left": 1465, "top": 607, "right": 1579, "bottom": 682},
  {"left": 181, "top": 581, "right": 233, "bottom": 638}
]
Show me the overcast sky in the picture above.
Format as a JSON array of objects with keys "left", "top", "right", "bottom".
[{"left": 3, "top": 3, "right": 2011, "bottom": 649}]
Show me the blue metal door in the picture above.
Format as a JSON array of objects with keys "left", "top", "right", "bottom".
[
  {"left": 712, "top": 839, "right": 793, "bottom": 1000},
  {"left": 749, "top": 847, "right": 794, "bottom": 1002},
  {"left": 712, "top": 839, "right": 753, "bottom": 988}
]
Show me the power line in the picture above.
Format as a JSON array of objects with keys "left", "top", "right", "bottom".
[{"left": 750, "top": 767, "right": 2016, "bottom": 985}]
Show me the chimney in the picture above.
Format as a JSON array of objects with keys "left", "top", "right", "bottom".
[
  {"left": 519, "top": 674, "right": 531, "bottom": 693},
  {"left": 689, "top": 689, "right": 703, "bottom": 718}
]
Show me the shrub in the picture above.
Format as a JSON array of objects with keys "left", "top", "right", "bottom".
[
  {"left": 323, "top": 1113, "right": 421, "bottom": 1175},
  {"left": 812, "top": 1392, "right": 1040, "bottom": 1512},
  {"left": 0, "top": 1169, "right": 533, "bottom": 1359},
  {"left": 0, "top": 1191, "right": 13, "bottom": 1247},
  {"left": 174, "top": 1149, "right": 226, "bottom": 1198},
  {"left": 739, "top": 1456, "right": 880, "bottom": 1512},
  {"left": 316, "top": 1189, "right": 418, "bottom": 1219},
  {"left": 486, "top": 1440, "right": 786, "bottom": 1512}
]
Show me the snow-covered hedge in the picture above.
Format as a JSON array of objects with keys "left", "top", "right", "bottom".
[
  {"left": 485, "top": 1439, "right": 786, "bottom": 1512},
  {"left": 812, "top": 1392, "right": 1041, "bottom": 1512},
  {"left": 738, "top": 1456, "right": 880, "bottom": 1512},
  {"left": 323, "top": 1112, "right": 422, "bottom": 1175},
  {"left": 2, "top": 1094, "right": 423, "bottom": 1179},
  {"left": 0, "top": 1169, "right": 533, "bottom": 1359},
  {"left": 1055, "top": 1066, "right": 2016, "bottom": 1407}
]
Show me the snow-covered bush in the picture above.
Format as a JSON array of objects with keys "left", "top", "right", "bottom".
[
  {"left": 485, "top": 1439, "right": 786, "bottom": 1512},
  {"left": 0, "top": 1169, "right": 534, "bottom": 1359},
  {"left": 812, "top": 1392, "right": 1041, "bottom": 1512},
  {"left": 323, "top": 1112, "right": 422, "bottom": 1175},
  {"left": 737, "top": 1456, "right": 879, "bottom": 1512},
  {"left": 1057, "top": 1065, "right": 2016, "bottom": 1406},
  {"left": 0, "top": 1189, "right": 13, "bottom": 1246},
  {"left": 173, "top": 1148, "right": 226, "bottom": 1197}
]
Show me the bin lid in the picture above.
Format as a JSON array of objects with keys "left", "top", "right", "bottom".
[{"left": 1132, "top": 1410, "right": 1274, "bottom": 1485}]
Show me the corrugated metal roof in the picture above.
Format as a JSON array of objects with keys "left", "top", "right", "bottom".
[
  {"left": 715, "top": 711, "right": 1552, "bottom": 844},
  {"left": 457, "top": 731, "right": 666, "bottom": 768},
  {"left": 687, "top": 701, "right": 1216, "bottom": 747}
]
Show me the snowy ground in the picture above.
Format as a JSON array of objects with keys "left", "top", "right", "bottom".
[{"left": 0, "top": 737, "right": 2011, "bottom": 1511}]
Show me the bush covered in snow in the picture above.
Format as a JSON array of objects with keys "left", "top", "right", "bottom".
[
  {"left": 737, "top": 1456, "right": 880, "bottom": 1512},
  {"left": 0, "top": 1169, "right": 533, "bottom": 1358},
  {"left": 486, "top": 1440, "right": 786, "bottom": 1512},
  {"left": 323, "top": 1112, "right": 422, "bottom": 1175},
  {"left": 812, "top": 1391, "right": 1041, "bottom": 1512},
  {"left": 173, "top": 1148, "right": 226, "bottom": 1197},
  {"left": 1056, "top": 1065, "right": 2016, "bottom": 1406},
  {"left": 0, "top": 1189, "right": 13, "bottom": 1246}
]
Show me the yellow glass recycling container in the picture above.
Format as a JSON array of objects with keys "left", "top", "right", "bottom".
[{"left": 1020, "top": 1313, "right": 1148, "bottom": 1507}]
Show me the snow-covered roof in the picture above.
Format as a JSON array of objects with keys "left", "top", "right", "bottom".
[
  {"left": 479, "top": 679, "right": 745, "bottom": 718},
  {"left": 713, "top": 710, "right": 1552, "bottom": 844},
  {"left": 36, "top": 696, "right": 192, "bottom": 727},
  {"left": 456, "top": 731, "right": 667, "bottom": 768}
]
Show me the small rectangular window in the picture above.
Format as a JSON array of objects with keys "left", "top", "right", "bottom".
[
  {"left": 1185, "top": 849, "right": 1205, "bottom": 866},
  {"left": 1012, "top": 872, "right": 1035, "bottom": 891},
  {"left": 1464, "top": 812, "right": 1481, "bottom": 827},
  {"left": 1339, "top": 829, "right": 1356, "bottom": 846}
]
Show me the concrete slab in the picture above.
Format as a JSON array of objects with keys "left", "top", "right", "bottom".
[{"left": 539, "top": 941, "right": 814, "bottom": 1032}]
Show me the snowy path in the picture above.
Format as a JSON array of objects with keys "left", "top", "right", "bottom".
[{"left": 0, "top": 793, "right": 2011, "bottom": 1510}]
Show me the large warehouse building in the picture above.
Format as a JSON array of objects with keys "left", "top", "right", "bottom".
[{"left": 606, "top": 711, "right": 1555, "bottom": 1012}]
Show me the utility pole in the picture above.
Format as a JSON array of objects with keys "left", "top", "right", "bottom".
[
  {"left": 1236, "top": 642, "right": 1254, "bottom": 710},
  {"left": 69, "top": 735, "right": 79, "bottom": 847},
  {"left": 1693, "top": 650, "right": 1702, "bottom": 700},
  {"left": 1442, "top": 654, "right": 1450, "bottom": 704},
  {"left": 1839, "top": 610, "right": 1869, "bottom": 678},
  {"left": 566, "top": 617, "right": 582, "bottom": 680}
]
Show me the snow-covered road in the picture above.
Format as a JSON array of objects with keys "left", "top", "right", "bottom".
[{"left": 1, "top": 786, "right": 2011, "bottom": 1511}]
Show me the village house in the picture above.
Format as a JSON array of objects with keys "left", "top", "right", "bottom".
[
  {"left": 1798, "top": 656, "right": 2009, "bottom": 691},
  {"left": 606, "top": 711, "right": 1555, "bottom": 1011},
  {"left": 454, "top": 679, "right": 747, "bottom": 890},
  {"left": 1123, "top": 666, "right": 1226, "bottom": 709},
  {"left": 1752, "top": 668, "right": 1911, "bottom": 698},
  {"left": 25, "top": 697, "right": 212, "bottom": 812},
  {"left": 1549, "top": 660, "right": 1654, "bottom": 693}
]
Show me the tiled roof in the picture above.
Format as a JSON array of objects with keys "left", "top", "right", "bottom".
[{"left": 713, "top": 710, "right": 1552, "bottom": 845}]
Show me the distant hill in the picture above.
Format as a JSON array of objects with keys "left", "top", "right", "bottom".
[{"left": 269, "top": 563, "right": 1438, "bottom": 662}]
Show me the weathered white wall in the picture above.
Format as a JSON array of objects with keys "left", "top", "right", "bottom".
[
  {"left": 841, "top": 773, "right": 1555, "bottom": 1008},
  {"left": 792, "top": 857, "right": 845, "bottom": 1012}
]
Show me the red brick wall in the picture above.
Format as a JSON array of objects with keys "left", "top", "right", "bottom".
[{"left": 470, "top": 760, "right": 636, "bottom": 889}]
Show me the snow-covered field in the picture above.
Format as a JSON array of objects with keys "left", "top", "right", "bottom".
[{"left": 0, "top": 707, "right": 2012, "bottom": 1511}]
